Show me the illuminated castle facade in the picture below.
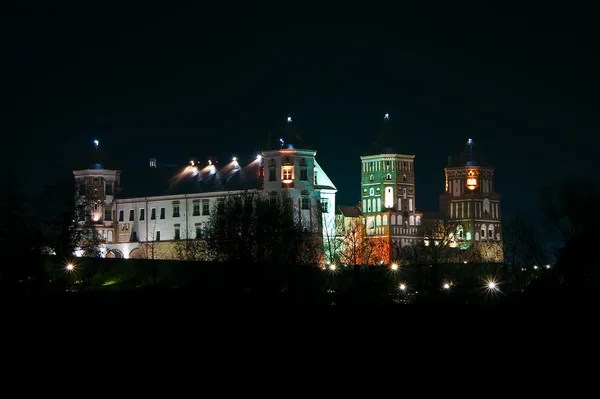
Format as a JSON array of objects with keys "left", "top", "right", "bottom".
[
  {"left": 347, "top": 114, "right": 503, "bottom": 264},
  {"left": 73, "top": 119, "right": 336, "bottom": 259}
]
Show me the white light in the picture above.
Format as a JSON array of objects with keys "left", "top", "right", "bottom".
[
  {"left": 232, "top": 156, "right": 237, "bottom": 162},
  {"left": 533, "top": 265, "right": 538, "bottom": 270},
  {"left": 66, "top": 263, "right": 74, "bottom": 271},
  {"left": 443, "top": 283, "right": 450, "bottom": 289},
  {"left": 391, "top": 263, "right": 398, "bottom": 271},
  {"left": 488, "top": 282, "right": 497, "bottom": 290},
  {"left": 256, "top": 155, "right": 262, "bottom": 161},
  {"left": 384, "top": 113, "right": 389, "bottom": 119},
  {"left": 287, "top": 116, "right": 292, "bottom": 123},
  {"left": 545, "top": 264, "right": 551, "bottom": 269},
  {"left": 329, "top": 264, "right": 336, "bottom": 271},
  {"left": 190, "top": 160, "right": 195, "bottom": 166},
  {"left": 467, "top": 138, "right": 473, "bottom": 144},
  {"left": 464, "top": 261, "right": 467, "bottom": 264},
  {"left": 208, "top": 160, "right": 212, "bottom": 165},
  {"left": 399, "top": 284, "right": 406, "bottom": 291},
  {"left": 93, "top": 140, "right": 99, "bottom": 147}
]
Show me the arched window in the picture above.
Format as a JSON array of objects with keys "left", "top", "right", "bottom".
[
  {"left": 384, "top": 187, "right": 394, "bottom": 208},
  {"left": 369, "top": 188, "right": 375, "bottom": 196},
  {"left": 488, "top": 224, "right": 495, "bottom": 240},
  {"left": 391, "top": 214, "right": 396, "bottom": 225},
  {"left": 386, "top": 173, "right": 392, "bottom": 180},
  {"left": 403, "top": 188, "right": 407, "bottom": 199},
  {"left": 409, "top": 199, "right": 413, "bottom": 211},
  {"left": 383, "top": 214, "right": 388, "bottom": 225},
  {"left": 483, "top": 198, "right": 490, "bottom": 215},
  {"left": 376, "top": 215, "right": 382, "bottom": 226},
  {"left": 369, "top": 174, "right": 374, "bottom": 181},
  {"left": 409, "top": 215, "right": 415, "bottom": 225},
  {"left": 481, "top": 224, "right": 487, "bottom": 239},
  {"left": 456, "top": 225, "right": 464, "bottom": 239},
  {"left": 415, "top": 215, "right": 421, "bottom": 226}
]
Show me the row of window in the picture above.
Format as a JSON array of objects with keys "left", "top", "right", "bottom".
[
  {"left": 117, "top": 199, "right": 214, "bottom": 222},
  {"left": 130, "top": 222, "right": 205, "bottom": 242},
  {"left": 363, "top": 160, "right": 412, "bottom": 173}
]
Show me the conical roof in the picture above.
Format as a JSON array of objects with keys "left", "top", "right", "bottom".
[
  {"left": 370, "top": 113, "right": 398, "bottom": 154},
  {"left": 267, "top": 115, "right": 311, "bottom": 150}
]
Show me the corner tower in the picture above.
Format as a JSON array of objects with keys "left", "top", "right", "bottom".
[{"left": 439, "top": 138, "right": 503, "bottom": 261}]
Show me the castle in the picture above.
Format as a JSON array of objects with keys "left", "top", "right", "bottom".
[{"left": 72, "top": 115, "right": 503, "bottom": 263}]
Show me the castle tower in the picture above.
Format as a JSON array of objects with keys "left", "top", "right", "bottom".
[
  {"left": 72, "top": 139, "right": 121, "bottom": 246},
  {"left": 360, "top": 114, "right": 423, "bottom": 263},
  {"left": 261, "top": 115, "right": 337, "bottom": 235},
  {"left": 439, "top": 138, "right": 503, "bottom": 261}
]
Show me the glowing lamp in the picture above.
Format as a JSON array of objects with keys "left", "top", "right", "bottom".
[
  {"left": 399, "top": 284, "right": 406, "bottom": 291},
  {"left": 443, "top": 283, "right": 450, "bottom": 289},
  {"left": 466, "top": 170, "right": 477, "bottom": 190},
  {"left": 488, "top": 282, "right": 497, "bottom": 290},
  {"left": 66, "top": 263, "right": 74, "bottom": 271},
  {"left": 256, "top": 155, "right": 262, "bottom": 161},
  {"left": 391, "top": 263, "right": 398, "bottom": 271},
  {"left": 232, "top": 156, "right": 237, "bottom": 162},
  {"left": 329, "top": 264, "right": 336, "bottom": 271}
]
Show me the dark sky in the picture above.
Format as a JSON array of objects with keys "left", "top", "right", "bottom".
[{"left": 1, "top": 2, "right": 597, "bottom": 219}]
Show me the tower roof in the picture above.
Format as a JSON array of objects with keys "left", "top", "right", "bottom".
[
  {"left": 267, "top": 114, "right": 311, "bottom": 151},
  {"left": 80, "top": 139, "right": 118, "bottom": 171},
  {"left": 369, "top": 113, "right": 398, "bottom": 155},
  {"left": 447, "top": 138, "right": 492, "bottom": 168}
]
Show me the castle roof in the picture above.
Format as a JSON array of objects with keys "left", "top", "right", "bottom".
[
  {"left": 118, "top": 160, "right": 263, "bottom": 199},
  {"left": 337, "top": 204, "right": 363, "bottom": 218}
]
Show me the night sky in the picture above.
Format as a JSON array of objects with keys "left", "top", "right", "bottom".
[{"left": 2, "top": 2, "right": 597, "bottom": 219}]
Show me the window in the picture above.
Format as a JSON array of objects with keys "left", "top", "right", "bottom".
[
  {"left": 202, "top": 200, "right": 209, "bottom": 215},
  {"left": 151, "top": 208, "right": 156, "bottom": 220},
  {"left": 132, "top": 231, "right": 138, "bottom": 242},
  {"left": 369, "top": 188, "right": 374, "bottom": 196},
  {"left": 105, "top": 182, "right": 113, "bottom": 195},
  {"left": 174, "top": 224, "right": 181, "bottom": 240},
  {"left": 384, "top": 187, "right": 393, "bottom": 208},
  {"left": 139, "top": 208, "right": 145, "bottom": 221},
  {"left": 104, "top": 209, "right": 112, "bottom": 221},
  {"left": 193, "top": 200, "right": 200, "bottom": 216},
  {"left": 160, "top": 208, "right": 165, "bottom": 219},
  {"left": 119, "top": 210, "right": 124, "bottom": 222},
  {"left": 282, "top": 166, "right": 293, "bottom": 182},
  {"left": 300, "top": 168, "right": 308, "bottom": 181},
  {"left": 129, "top": 209, "right": 134, "bottom": 221},
  {"left": 172, "top": 201, "right": 180, "bottom": 217},
  {"left": 301, "top": 197, "right": 310, "bottom": 210},
  {"left": 195, "top": 223, "right": 202, "bottom": 239},
  {"left": 314, "top": 170, "right": 318, "bottom": 185},
  {"left": 403, "top": 174, "right": 407, "bottom": 182},
  {"left": 369, "top": 174, "right": 374, "bottom": 181},
  {"left": 156, "top": 231, "right": 161, "bottom": 241},
  {"left": 320, "top": 198, "right": 329, "bottom": 213},
  {"left": 386, "top": 173, "right": 391, "bottom": 180},
  {"left": 269, "top": 166, "right": 276, "bottom": 181}
]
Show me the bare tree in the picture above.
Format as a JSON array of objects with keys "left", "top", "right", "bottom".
[
  {"left": 173, "top": 226, "right": 213, "bottom": 262},
  {"left": 322, "top": 214, "right": 344, "bottom": 265},
  {"left": 204, "top": 191, "right": 321, "bottom": 266}
]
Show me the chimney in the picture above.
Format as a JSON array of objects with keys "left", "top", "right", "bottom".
[{"left": 149, "top": 158, "right": 157, "bottom": 168}]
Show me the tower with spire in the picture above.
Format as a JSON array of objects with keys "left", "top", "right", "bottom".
[
  {"left": 261, "top": 115, "right": 337, "bottom": 236},
  {"left": 439, "top": 138, "right": 503, "bottom": 260},
  {"left": 359, "top": 113, "right": 423, "bottom": 263}
]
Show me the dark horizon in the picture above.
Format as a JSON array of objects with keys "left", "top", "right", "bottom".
[{"left": 2, "top": 2, "right": 598, "bottom": 219}]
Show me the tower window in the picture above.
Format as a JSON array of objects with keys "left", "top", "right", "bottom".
[
  {"left": 301, "top": 197, "right": 310, "bottom": 210},
  {"left": 320, "top": 198, "right": 329, "bottom": 213},
  {"left": 300, "top": 168, "right": 308, "bottom": 181},
  {"left": 386, "top": 173, "right": 391, "bottom": 180},
  {"left": 369, "top": 174, "right": 374, "bottom": 181},
  {"left": 282, "top": 166, "right": 293, "bottom": 182}
]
